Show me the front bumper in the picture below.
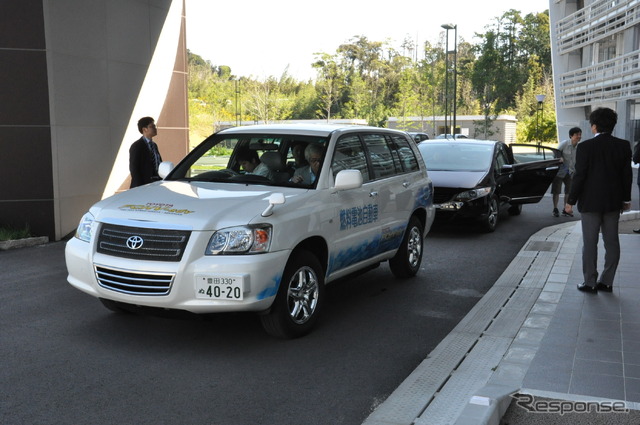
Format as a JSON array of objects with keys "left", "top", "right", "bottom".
[
  {"left": 435, "top": 196, "right": 491, "bottom": 221},
  {"left": 65, "top": 237, "right": 290, "bottom": 314}
]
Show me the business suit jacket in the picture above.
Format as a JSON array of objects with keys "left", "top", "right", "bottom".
[
  {"left": 292, "top": 165, "right": 316, "bottom": 185},
  {"left": 129, "top": 137, "right": 162, "bottom": 188},
  {"left": 567, "top": 133, "right": 632, "bottom": 213},
  {"left": 634, "top": 141, "right": 640, "bottom": 184}
]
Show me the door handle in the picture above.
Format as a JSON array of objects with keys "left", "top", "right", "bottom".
[
  {"left": 369, "top": 191, "right": 378, "bottom": 197},
  {"left": 402, "top": 182, "right": 410, "bottom": 188}
]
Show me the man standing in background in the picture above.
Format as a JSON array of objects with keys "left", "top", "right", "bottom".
[
  {"left": 565, "top": 107, "right": 632, "bottom": 293},
  {"left": 552, "top": 127, "right": 581, "bottom": 217},
  {"left": 129, "top": 116, "right": 162, "bottom": 188}
]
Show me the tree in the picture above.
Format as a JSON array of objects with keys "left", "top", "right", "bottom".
[
  {"left": 186, "top": 7, "right": 554, "bottom": 137},
  {"left": 243, "top": 77, "right": 294, "bottom": 123},
  {"left": 313, "top": 53, "right": 344, "bottom": 121}
]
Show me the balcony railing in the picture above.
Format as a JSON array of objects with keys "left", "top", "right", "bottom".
[
  {"left": 556, "top": 0, "right": 640, "bottom": 55},
  {"left": 559, "top": 50, "right": 640, "bottom": 108}
]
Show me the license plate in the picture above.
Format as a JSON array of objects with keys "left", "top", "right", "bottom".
[{"left": 195, "top": 275, "right": 244, "bottom": 300}]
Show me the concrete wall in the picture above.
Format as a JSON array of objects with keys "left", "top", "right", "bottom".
[{"left": 0, "top": 0, "right": 188, "bottom": 241}]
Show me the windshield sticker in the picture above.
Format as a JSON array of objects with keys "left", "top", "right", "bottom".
[
  {"left": 340, "top": 204, "right": 378, "bottom": 230},
  {"left": 119, "top": 203, "right": 195, "bottom": 215}
]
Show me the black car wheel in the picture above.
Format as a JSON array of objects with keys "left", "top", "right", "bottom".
[
  {"left": 260, "top": 250, "right": 324, "bottom": 339},
  {"left": 481, "top": 196, "right": 499, "bottom": 232},
  {"left": 389, "top": 216, "right": 424, "bottom": 278}
]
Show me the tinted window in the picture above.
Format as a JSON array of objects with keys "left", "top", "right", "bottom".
[
  {"left": 362, "top": 134, "right": 397, "bottom": 179},
  {"left": 392, "top": 135, "right": 419, "bottom": 172},
  {"left": 332, "top": 135, "right": 370, "bottom": 183}
]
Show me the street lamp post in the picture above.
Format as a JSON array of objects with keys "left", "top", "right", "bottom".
[
  {"left": 442, "top": 27, "right": 449, "bottom": 136},
  {"left": 535, "top": 94, "right": 546, "bottom": 146},
  {"left": 442, "top": 23, "right": 457, "bottom": 138},
  {"left": 235, "top": 78, "right": 242, "bottom": 126}
]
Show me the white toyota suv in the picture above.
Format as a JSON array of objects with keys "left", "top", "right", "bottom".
[{"left": 65, "top": 124, "right": 435, "bottom": 338}]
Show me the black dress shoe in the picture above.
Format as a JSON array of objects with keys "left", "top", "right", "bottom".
[
  {"left": 596, "top": 282, "right": 613, "bottom": 292},
  {"left": 634, "top": 228, "right": 640, "bottom": 234},
  {"left": 577, "top": 282, "right": 597, "bottom": 293}
]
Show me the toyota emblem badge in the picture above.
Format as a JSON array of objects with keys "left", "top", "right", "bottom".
[{"left": 126, "top": 235, "right": 144, "bottom": 250}]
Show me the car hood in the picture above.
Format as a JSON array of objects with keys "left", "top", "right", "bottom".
[
  {"left": 90, "top": 181, "right": 308, "bottom": 230},
  {"left": 428, "top": 170, "right": 489, "bottom": 189}
]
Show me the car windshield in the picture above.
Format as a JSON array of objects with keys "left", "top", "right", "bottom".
[
  {"left": 419, "top": 143, "right": 493, "bottom": 172},
  {"left": 167, "top": 133, "right": 329, "bottom": 188}
]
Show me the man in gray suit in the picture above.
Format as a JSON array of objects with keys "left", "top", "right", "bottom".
[
  {"left": 291, "top": 144, "right": 324, "bottom": 186},
  {"left": 565, "top": 107, "right": 633, "bottom": 293}
]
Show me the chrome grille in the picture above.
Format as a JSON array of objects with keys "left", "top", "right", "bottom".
[
  {"left": 97, "top": 223, "right": 190, "bottom": 262},
  {"left": 95, "top": 266, "right": 174, "bottom": 295}
]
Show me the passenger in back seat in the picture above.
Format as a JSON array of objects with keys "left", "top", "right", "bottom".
[{"left": 291, "top": 144, "right": 324, "bottom": 185}]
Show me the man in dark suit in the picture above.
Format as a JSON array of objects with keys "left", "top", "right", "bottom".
[
  {"left": 129, "top": 116, "right": 162, "bottom": 188},
  {"left": 565, "top": 107, "right": 632, "bottom": 293}
]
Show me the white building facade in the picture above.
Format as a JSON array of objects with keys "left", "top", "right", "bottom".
[{"left": 549, "top": 0, "right": 640, "bottom": 143}]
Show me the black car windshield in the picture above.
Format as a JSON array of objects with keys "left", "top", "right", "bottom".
[
  {"left": 167, "top": 133, "right": 329, "bottom": 188},
  {"left": 419, "top": 143, "right": 493, "bottom": 172}
]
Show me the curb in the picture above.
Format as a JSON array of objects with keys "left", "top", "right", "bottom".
[{"left": 0, "top": 236, "right": 49, "bottom": 251}]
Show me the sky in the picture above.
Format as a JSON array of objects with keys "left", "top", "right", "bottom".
[{"left": 185, "top": 0, "right": 550, "bottom": 81}]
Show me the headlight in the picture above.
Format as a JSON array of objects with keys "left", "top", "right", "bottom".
[
  {"left": 206, "top": 225, "right": 272, "bottom": 255},
  {"left": 75, "top": 212, "right": 95, "bottom": 242},
  {"left": 454, "top": 187, "right": 491, "bottom": 201}
]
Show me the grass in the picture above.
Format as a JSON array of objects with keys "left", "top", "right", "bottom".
[{"left": 0, "top": 225, "right": 32, "bottom": 241}]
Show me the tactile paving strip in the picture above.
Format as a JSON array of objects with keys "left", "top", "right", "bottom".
[
  {"left": 362, "top": 332, "right": 479, "bottom": 425},
  {"left": 414, "top": 335, "right": 512, "bottom": 425}
]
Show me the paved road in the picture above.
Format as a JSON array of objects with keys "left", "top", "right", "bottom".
[{"left": 1, "top": 192, "right": 579, "bottom": 425}]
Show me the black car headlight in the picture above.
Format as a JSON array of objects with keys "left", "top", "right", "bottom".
[{"left": 454, "top": 187, "right": 491, "bottom": 202}]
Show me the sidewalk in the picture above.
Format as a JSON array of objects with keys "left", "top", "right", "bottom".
[{"left": 363, "top": 211, "right": 640, "bottom": 425}]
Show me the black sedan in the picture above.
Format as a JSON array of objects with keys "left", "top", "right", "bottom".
[{"left": 418, "top": 139, "right": 560, "bottom": 232}]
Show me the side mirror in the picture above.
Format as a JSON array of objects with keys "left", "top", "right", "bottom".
[
  {"left": 334, "top": 170, "right": 363, "bottom": 190},
  {"left": 262, "top": 193, "right": 286, "bottom": 217},
  {"left": 158, "top": 161, "right": 175, "bottom": 179}
]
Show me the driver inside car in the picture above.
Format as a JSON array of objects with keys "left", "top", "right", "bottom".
[{"left": 236, "top": 148, "right": 272, "bottom": 179}]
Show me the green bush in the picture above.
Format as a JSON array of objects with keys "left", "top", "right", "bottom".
[
  {"left": 0, "top": 225, "right": 32, "bottom": 241},
  {"left": 207, "top": 146, "right": 233, "bottom": 156}
]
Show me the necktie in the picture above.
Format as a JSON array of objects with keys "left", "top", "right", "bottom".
[{"left": 149, "top": 141, "right": 160, "bottom": 171}]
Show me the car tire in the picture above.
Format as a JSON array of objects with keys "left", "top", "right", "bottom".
[
  {"left": 389, "top": 216, "right": 424, "bottom": 278},
  {"left": 260, "top": 250, "right": 324, "bottom": 339},
  {"left": 508, "top": 203, "right": 522, "bottom": 216},
  {"left": 481, "top": 196, "right": 499, "bottom": 232}
]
